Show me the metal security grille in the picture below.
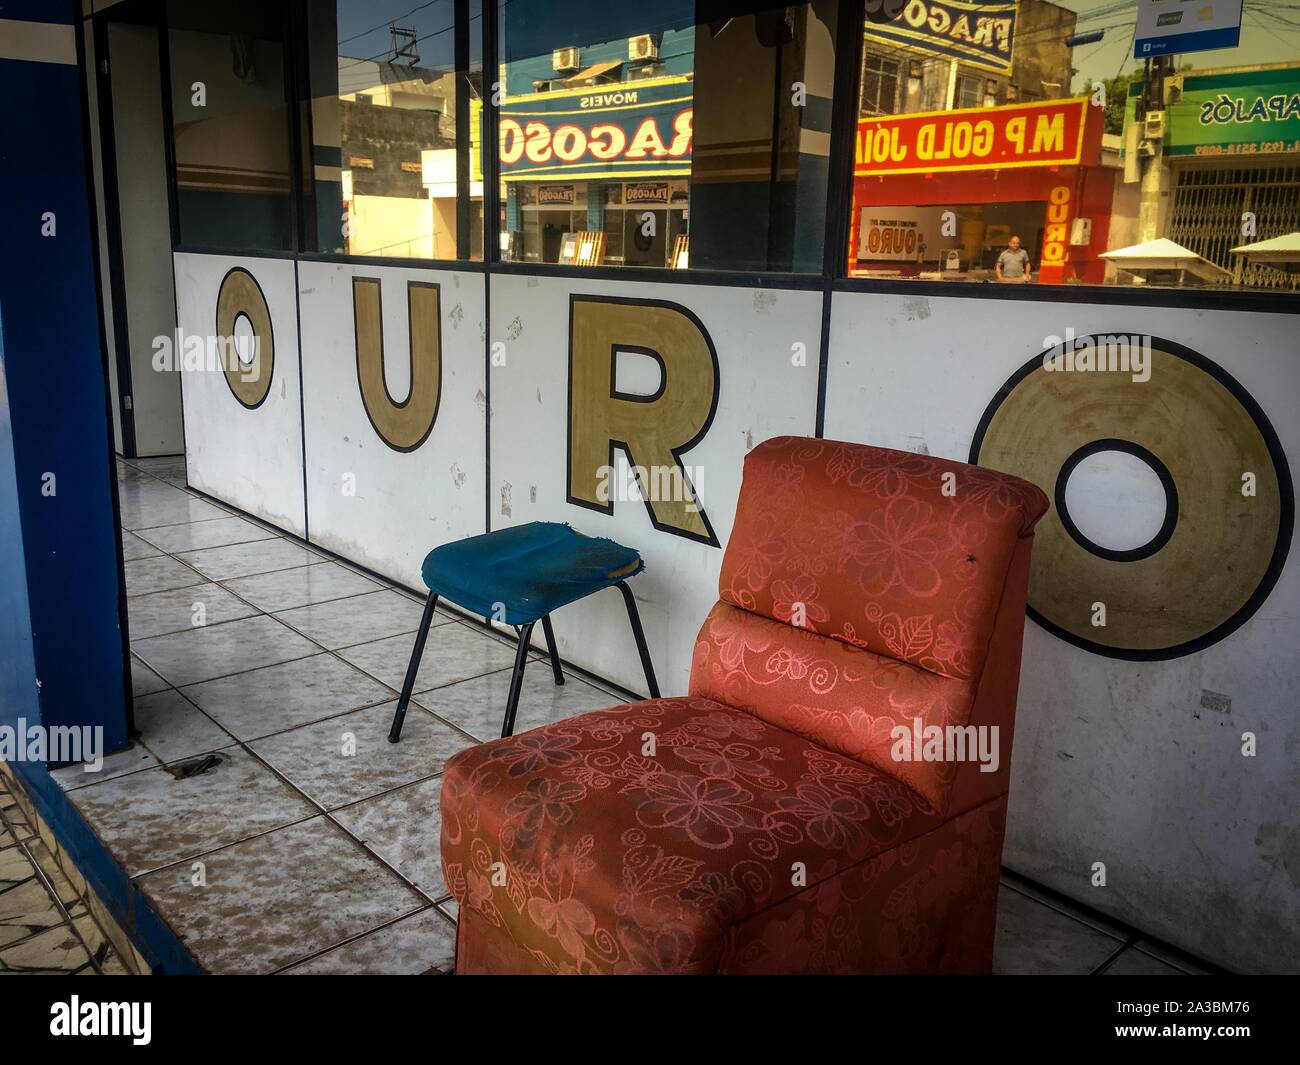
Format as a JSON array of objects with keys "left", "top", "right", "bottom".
[{"left": 1169, "top": 165, "right": 1300, "bottom": 289}]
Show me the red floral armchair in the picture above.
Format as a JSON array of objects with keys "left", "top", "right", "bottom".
[{"left": 440, "top": 437, "right": 1048, "bottom": 974}]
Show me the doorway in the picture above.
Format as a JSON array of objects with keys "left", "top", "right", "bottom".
[{"left": 86, "top": 0, "right": 183, "bottom": 458}]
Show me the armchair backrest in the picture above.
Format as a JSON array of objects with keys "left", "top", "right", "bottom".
[{"left": 689, "top": 437, "right": 1048, "bottom": 815}]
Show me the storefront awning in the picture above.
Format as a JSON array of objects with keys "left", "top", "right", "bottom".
[
  {"left": 1101, "top": 238, "right": 1231, "bottom": 283},
  {"left": 1231, "top": 232, "right": 1300, "bottom": 274}
]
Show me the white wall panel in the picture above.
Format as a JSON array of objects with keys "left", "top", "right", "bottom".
[
  {"left": 298, "top": 262, "right": 487, "bottom": 585},
  {"left": 824, "top": 290, "right": 1300, "bottom": 973},
  {"left": 489, "top": 274, "right": 822, "bottom": 695},
  {"left": 173, "top": 252, "right": 306, "bottom": 535}
]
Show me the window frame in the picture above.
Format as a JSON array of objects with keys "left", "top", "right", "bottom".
[
  {"left": 152, "top": 0, "right": 1300, "bottom": 314},
  {"left": 860, "top": 50, "right": 901, "bottom": 116}
]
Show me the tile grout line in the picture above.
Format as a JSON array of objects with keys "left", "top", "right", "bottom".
[
  {"left": 268, "top": 901, "right": 457, "bottom": 975},
  {"left": 1090, "top": 936, "right": 1139, "bottom": 976},
  {"left": 110, "top": 460, "right": 618, "bottom": 970},
  {"left": 999, "top": 873, "right": 1218, "bottom": 974}
]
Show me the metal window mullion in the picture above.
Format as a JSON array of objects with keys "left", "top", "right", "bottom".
[{"left": 454, "top": 0, "right": 470, "bottom": 261}]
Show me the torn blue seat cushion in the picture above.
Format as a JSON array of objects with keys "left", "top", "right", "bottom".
[{"left": 421, "top": 521, "right": 644, "bottom": 625}]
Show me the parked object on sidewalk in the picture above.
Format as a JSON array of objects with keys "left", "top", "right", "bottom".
[
  {"left": 388, "top": 522, "right": 658, "bottom": 743},
  {"left": 439, "top": 437, "right": 1049, "bottom": 973}
]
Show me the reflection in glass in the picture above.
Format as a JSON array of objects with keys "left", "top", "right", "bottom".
[
  {"left": 305, "top": 0, "right": 482, "bottom": 259},
  {"left": 495, "top": 0, "right": 840, "bottom": 272},
  {"left": 167, "top": 0, "right": 294, "bottom": 250},
  {"left": 849, "top": 0, "right": 1300, "bottom": 291}
]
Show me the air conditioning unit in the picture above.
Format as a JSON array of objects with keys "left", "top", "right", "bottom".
[
  {"left": 1143, "top": 109, "right": 1167, "bottom": 140},
  {"left": 629, "top": 34, "right": 659, "bottom": 61},
  {"left": 552, "top": 46, "right": 580, "bottom": 73}
]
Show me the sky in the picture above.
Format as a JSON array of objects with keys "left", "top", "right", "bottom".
[{"left": 1063, "top": 0, "right": 1300, "bottom": 89}]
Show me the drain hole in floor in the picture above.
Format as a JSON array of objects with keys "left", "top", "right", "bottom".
[{"left": 166, "top": 753, "right": 224, "bottom": 779}]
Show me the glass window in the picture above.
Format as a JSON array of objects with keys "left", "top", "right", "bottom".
[
  {"left": 167, "top": 0, "right": 295, "bottom": 250},
  {"left": 303, "top": 0, "right": 484, "bottom": 260},
  {"left": 955, "top": 73, "right": 985, "bottom": 110},
  {"left": 494, "top": 0, "right": 840, "bottom": 272},
  {"left": 848, "top": 0, "right": 1300, "bottom": 293},
  {"left": 861, "top": 52, "right": 901, "bottom": 116}
]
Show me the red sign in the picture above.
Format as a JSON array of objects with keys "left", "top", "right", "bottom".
[
  {"left": 854, "top": 98, "right": 1089, "bottom": 176},
  {"left": 1038, "top": 183, "right": 1074, "bottom": 284}
]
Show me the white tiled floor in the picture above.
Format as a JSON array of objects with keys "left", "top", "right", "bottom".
[{"left": 32, "top": 455, "right": 1217, "bottom": 975}]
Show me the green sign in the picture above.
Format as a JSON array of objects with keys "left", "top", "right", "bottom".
[{"left": 1164, "top": 67, "right": 1300, "bottom": 157}]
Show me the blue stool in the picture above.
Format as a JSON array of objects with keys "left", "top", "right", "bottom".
[{"left": 387, "top": 522, "right": 660, "bottom": 742}]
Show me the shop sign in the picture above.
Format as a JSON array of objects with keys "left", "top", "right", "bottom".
[
  {"left": 626, "top": 182, "right": 670, "bottom": 205},
  {"left": 538, "top": 184, "right": 576, "bottom": 206},
  {"left": 1163, "top": 67, "right": 1300, "bottom": 157},
  {"left": 1134, "top": 0, "right": 1241, "bottom": 59},
  {"left": 864, "top": 0, "right": 1018, "bottom": 76},
  {"left": 856, "top": 206, "right": 946, "bottom": 261},
  {"left": 1037, "top": 184, "right": 1073, "bottom": 284},
  {"left": 854, "top": 97, "right": 1088, "bottom": 176},
  {"left": 499, "top": 75, "right": 693, "bottom": 181}
]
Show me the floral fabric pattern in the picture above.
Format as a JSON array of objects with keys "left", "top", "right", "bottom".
[
  {"left": 441, "top": 697, "right": 941, "bottom": 974},
  {"left": 690, "top": 602, "right": 974, "bottom": 809},
  {"left": 441, "top": 437, "right": 1046, "bottom": 974},
  {"left": 720, "top": 437, "right": 1047, "bottom": 680}
]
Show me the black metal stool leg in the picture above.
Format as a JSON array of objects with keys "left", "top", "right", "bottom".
[
  {"left": 500, "top": 621, "right": 535, "bottom": 738},
  {"left": 617, "top": 581, "right": 659, "bottom": 698},
  {"left": 540, "top": 614, "right": 565, "bottom": 686},
  {"left": 388, "top": 594, "right": 439, "bottom": 743}
]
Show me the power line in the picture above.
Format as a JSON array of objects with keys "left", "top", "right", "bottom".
[{"left": 337, "top": 0, "right": 450, "bottom": 47}]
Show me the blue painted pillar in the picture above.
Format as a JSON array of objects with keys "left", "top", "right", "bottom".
[{"left": 0, "top": 5, "right": 130, "bottom": 760}]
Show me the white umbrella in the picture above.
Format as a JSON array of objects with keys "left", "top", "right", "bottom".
[{"left": 1100, "top": 238, "right": 1231, "bottom": 284}]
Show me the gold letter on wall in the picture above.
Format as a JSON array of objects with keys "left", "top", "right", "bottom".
[
  {"left": 215, "top": 267, "right": 275, "bottom": 409},
  {"left": 568, "top": 295, "right": 719, "bottom": 545},
  {"left": 352, "top": 277, "right": 442, "bottom": 452}
]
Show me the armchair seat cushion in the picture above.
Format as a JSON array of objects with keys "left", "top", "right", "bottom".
[{"left": 440, "top": 696, "right": 944, "bottom": 974}]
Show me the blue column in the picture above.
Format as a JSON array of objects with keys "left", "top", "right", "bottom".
[{"left": 0, "top": 6, "right": 129, "bottom": 758}]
